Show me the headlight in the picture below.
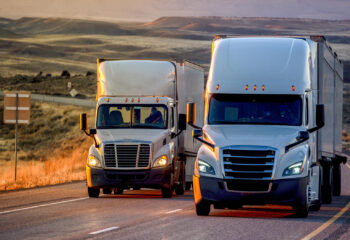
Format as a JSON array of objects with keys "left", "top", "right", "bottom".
[
  {"left": 153, "top": 155, "right": 168, "bottom": 168},
  {"left": 283, "top": 161, "right": 303, "bottom": 176},
  {"left": 197, "top": 160, "right": 215, "bottom": 175},
  {"left": 87, "top": 155, "right": 102, "bottom": 168}
]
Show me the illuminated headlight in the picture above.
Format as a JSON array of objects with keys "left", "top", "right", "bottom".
[
  {"left": 153, "top": 155, "right": 168, "bottom": 168},
  {"left": 87, "top": 155, "right": 102, "bottom": 168},
  {"left": 197, "top": 160, "right": 215, "bottom": 175},
  {"left": 283, "top": 161, "right": 303, "bottom": 176}
]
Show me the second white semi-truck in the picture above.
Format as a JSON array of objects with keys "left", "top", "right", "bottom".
[
  {"left": 81, "top": 59, "right": 204, "bottom": 198},
  {"left": 187, "top": 35, "right": 346, "bottom": 217}
]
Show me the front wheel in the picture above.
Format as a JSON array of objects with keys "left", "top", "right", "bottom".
[
  {"left": 292, "top": 202, "right": 309, "bottom": 218},
  {"left": 333, "top": 163, "right": 341, "bottom": 196},
  {"left": 88, "top": 187, "right": 100, "bottom": 198},
  {"left": 161, "top": 186, "right": 173, "bottom": 198},
  {"left": 195, "top": 201, "right": 211, "bottom": 216}
]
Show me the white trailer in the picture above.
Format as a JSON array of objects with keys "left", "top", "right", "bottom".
[
  {"left": 81, "top": 59, "right": 204, "bottom": 198},
  {"left": 187, "top": 35, "right": 346, "bottom": 217}
]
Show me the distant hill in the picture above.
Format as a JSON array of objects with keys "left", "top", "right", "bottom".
[{"left": 3, "top": 17, "right": 134, "bottom": 35}]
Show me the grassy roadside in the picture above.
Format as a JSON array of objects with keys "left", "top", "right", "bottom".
[{"left": 0, "top": 100, "right": 95, "bottom": 191}]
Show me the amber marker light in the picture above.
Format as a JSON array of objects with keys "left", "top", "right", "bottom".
[
  {"left": 131, "top": 98, "right": 134, "bottom": 103},
  {"left": 107, "top": 98, "right": 110, "bottom": 102},
  {"left": 216, "top": 84, "right": 219, "bottom": 90},
  {"left": 125, "top": 98, "right": 128, "bottom": 102},
  {"left": 138, "top": 98, "right": 140, "bottom": 103},
  {"left": 156, "top": 98, "right": 159, "bottom": 103},
  {"left": 245, "top": 85, "right": 248, "bottom": 91},
  {"left": 254, "top": 85, "right": 257, "bottom": 91},
  {"left": 292, "top": 85, "right": 295, "bottom": 91},
  {"left": 262, "top": 85, "right": 265, "bottom": 91}
]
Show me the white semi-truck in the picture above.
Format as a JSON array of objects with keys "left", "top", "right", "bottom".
[
  {"left": 187, "top": 35, "right": 347, "bottom": 217},
  {"left": 80, "top": 59, "right": 204, "bottom": 198}
]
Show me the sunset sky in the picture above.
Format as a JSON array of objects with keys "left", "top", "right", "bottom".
[{"left": 0, "top": 0, "right": 349, "bottom": 22}]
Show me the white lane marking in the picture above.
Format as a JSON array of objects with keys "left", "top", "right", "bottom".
[
  {"left": 346, "top": 163, "right": 350, "bottom": 169},
  {"left": 89, "top": 226, "right": 119, "bottom": 235},
  {"left": 301, "top": 201, "right": 350, "bottom": 240},
  {"left": 0, "top": 197, "right": 88, "bottom": 215},
  {"left": 165, "top": 209, "right": 182, "bottom": 214}
]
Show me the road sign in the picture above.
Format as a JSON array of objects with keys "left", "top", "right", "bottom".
[
  {"left": 4, "top": 91, "right": 31, "bottom": 125},
  {"left": 3, "top": 91, "right": 31, "bottom": 181}
]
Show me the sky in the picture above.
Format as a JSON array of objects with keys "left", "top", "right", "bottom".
[{"left": 0, "top": 0, "right": 349, "bottom": 22}]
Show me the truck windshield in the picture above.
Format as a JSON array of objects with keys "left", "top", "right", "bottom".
[
  {"left": 209, "top": 94, "right": 302, "bottom": 126},
  {"left": 97, "top": 104, "right": 167, "bottom": 129}
]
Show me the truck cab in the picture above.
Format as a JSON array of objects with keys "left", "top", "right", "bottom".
[
  {"left": 188, "top": 36, "right": 346, "bottom": 217},
  {"left": 81, "top": 59, "right": 204, "bottom": 198}
]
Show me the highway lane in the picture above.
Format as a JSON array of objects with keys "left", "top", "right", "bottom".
[{"left": 0, "top": 165, "right": 350, "bottom": 240}]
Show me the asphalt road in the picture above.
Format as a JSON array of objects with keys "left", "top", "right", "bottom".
[{"left": 1, "top": 165, "right": 350, "bottom": 240}]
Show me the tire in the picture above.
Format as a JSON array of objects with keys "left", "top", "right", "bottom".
[
  {"left": 161, "top": 186, "right": 173, "bottom": 198},
  {"left": 322, "top": 164, "right": 333, "bottom": 204},
  {"left": 88, "top": 187, "right": 100, "bottom": 198},
  {"left": 293, "top": 183, "right": 309, "bottom": 218},
  {"left": 114, "top": 188, "right": 124, "bottom": 195},
  {"left": 333, "top": 163, "right": 341, "bottom": 196},
  {"left": 103, "top": 188, "right": 112, "bottom": 194},
  {"left": 185, "top": 182, "right": 192, "bottom": 191},
  {"left": 196, "top": 201, "right": 211, "bottom": 216},
  {"left": 293, "top": 202, "right": 309, "bottom": 218},
  {"left": 175, "top": 162, "right": 185, "bottom": 195}
]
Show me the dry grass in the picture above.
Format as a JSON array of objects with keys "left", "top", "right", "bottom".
[
  {"left": 0, "top": 100, "right": 95, "bottom": 191},
  {"left": 0, "top": 137, "right": 91, "bottom": 191}
]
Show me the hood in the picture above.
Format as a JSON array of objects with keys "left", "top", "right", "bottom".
[
  {"left": 204, "top": 125, "right": 304, "bottom": 151},
  {"left": 96, "top": 129, "right": 169, "bottom": 145}
]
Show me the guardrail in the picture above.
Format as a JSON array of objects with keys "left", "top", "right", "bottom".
[{"left": 0, "top": 91, "right": 96, "bottom": 108}]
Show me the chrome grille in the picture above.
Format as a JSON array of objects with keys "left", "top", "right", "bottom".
[
  {"left": 103, "top": 144, "right": 151, "bottom": 169},
  {"left": 223, "top": 148, "right": 275, "bottom": 180},
  {"left": 104, "top": 144, "right": 116, "bottom": 168}
]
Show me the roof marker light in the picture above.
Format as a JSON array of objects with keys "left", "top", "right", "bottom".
[
  {"left": 216, "top": 84, "right": 219, "bottom": 90},
  {"left": 138, "top": 98, "right": 140, "bottom": 103},
  {"left": 107, "top": 98, "right": 110, "bottom": 103},
  {"left": 156, "top": 98, "right": 159, "bottom": 103},
  {"left": 131, "top": 98, "right": 134, "bottom": 103},
  {"left": 125, "top": 98, "right": 128, "bottom": 102},
  {"left": 245, "top": 85, "right": 248, "bottom": 91},
  {"left": 254, "top": 85, "right": 257, "bottom": 91},
  {"left": 292, "top": 85, "right": 295, "bottom": 91},
  {"left": 262, "top": 85, "right": 265, "bottom": 91}
]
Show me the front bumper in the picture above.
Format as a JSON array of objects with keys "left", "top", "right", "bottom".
[
  {"left": 87, "top": 165, "right": 172, "bottom": 189},
  {"left": 193, "top": 175, "right": 307, "bottom": 206}
]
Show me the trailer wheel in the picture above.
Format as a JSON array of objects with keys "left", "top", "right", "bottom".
[
  {"left": 102, "top": 188, "right": 112, "bottom": 194},
  {"left": 322, "top": 163, "right": 333, "bottom": 204},
  {"left": 195, "top": 200, "right": 211, "bottom": 216},
  {"left": 332, "top": 163, "right": 341, "bottom": 196},
  {"left": 175, "top": 162, "right": 185, "bottom": 195},
  {"left": 114, "top": 188, "right": 124, "bottom": 195},
  {"left": 185, "top": 182, "right": 192, "bottom": 191},
  {"left": 88, "top": 187, "right": 100, "bottom": 198}
]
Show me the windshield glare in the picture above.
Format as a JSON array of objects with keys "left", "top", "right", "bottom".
[
  {"left": 209, "top": 94, "right": 302, "bottom": 126},
  {"left": 97, "top": 104, "right": 167, "bottom": 129}
]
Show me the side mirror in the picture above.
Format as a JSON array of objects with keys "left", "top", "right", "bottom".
[
  {"left": 80, "top": 113, "right": 87, "bottom": 130},
  {"left": 89, "top": 129, "right": 97, "bottom": 135},
  {"left": 178, "top": 114, "right": 187, "bottom": 131},
  {"left": 297, "top": 131, "right": 309, "bottom": 141},
  {"left": 192, "top": 129, "right": 203, "bottom": 138},
  {"left": 186, "top": 102, "right": 196, "bottom": 125},
  {"left": 316, "top": 104, "right": 325, "bottom": 128}
]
